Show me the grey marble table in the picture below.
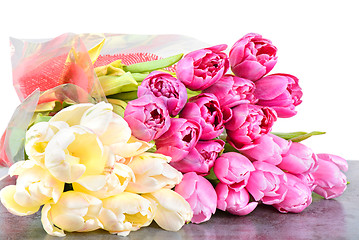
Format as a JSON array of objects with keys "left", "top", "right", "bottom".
[{"left": 1, "top": 161, "right": 358, "bottom": 240}]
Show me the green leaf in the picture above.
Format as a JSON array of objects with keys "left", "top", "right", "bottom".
[
  {"left": 272, "top": 131, "right": 326, "bottom": 142},
  {"left": 99, "top": 72, "right": 138, "bottom": 96},
  {"left": 123, "top": 53, "right": 183, "bottom": 73},
  {"left": 108, "top": 99, "right": 127, "bottom": 118},
  {"left": 205, "top": 168, "right": 220, "bottom": 186},
  {"left": 108, "top": 91, "right": 138, "bottom": 102}
]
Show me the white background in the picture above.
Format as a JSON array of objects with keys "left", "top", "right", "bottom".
[{"left": 0, "top": 0, "right": 358, "bottom": 160}]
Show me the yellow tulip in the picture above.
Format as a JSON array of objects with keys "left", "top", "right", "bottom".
[
  {"left": 143, "top": 188, "right": 193, "bottom": 231},
  {"left": 98, "top": 192, "right": 154, "bottom": 236},
  {"left": 41, "top": 191, "right": 103, "bottom": 237},
  {"left": 126, "top": 153, "right": 183, "bottom": 193},
  {"left": 0, "top": 160, "right": 64, "bottom": 216}
]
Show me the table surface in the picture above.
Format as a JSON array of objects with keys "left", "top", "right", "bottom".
[{"left": 0, "top": 161, "right": 358, "bottom": 240}]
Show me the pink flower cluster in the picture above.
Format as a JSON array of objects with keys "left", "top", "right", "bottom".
[{"left": 123, "top": 33, "right": 348, "bottom": 224}]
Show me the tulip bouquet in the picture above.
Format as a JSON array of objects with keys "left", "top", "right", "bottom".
[{"left": 0, "top": 33, "right": 348, "bottom": 236}]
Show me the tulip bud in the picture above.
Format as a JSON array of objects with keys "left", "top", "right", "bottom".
[
  {"left": 175, "top": 172, "right": 217, "bottom": 224},
  {"left": 155, "top": 118, "right": 202, "bottom": 162},
  {"left": 203, "top": 74, "right": 257, "bottom": 108},
  {"left": 137, "top": 71, "right": 187, "bottom": 116},
  {"left": 216, "top": 182, "right": 258, "bottom": 216},
  {"left": 230, "top": 33, "right": 277, "bottom": 81},
  {"left": 142, "top": 189, "right": 193, "bottom": 231},
  {"left": 126, "top": 153, "right": 183, "bottom": 193},
  {"left": 180, "top": 93, "right": 224, "bottom": 140},
  {"left": 176, "top": 44, "right": 229, "bottom": 91},
  {"left": 255, "top": 74, "right": 303, "bottom": 118},
  {"left": 124, "top": 95, "right": 171, "bottom": 142}
]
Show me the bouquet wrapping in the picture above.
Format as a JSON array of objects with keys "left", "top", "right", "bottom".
[{"left": 0, "top": 33, "right": 348, "bottom": 237}]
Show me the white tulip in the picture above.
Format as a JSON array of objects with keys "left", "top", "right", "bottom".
[
  {"left": 25, "top": 121, "right": 69, "bottom": 165},
  {"left": 126, "top": 153, "right": 183, "bottom": 193},
  {"left": 41, "top": 191, "right": 103, "bottom": 237},
  {"left": 98, "top": 192, "right": 154, "bottom": 236},
  {"left": 73, "top": 162, "right": 135, "bottom": 199},
  {"left": 143, "top": 189, "right": 193, "bottom": 231},
  {"left": 0, "top": 160, "right": 64, "bottom": 216},
  {"left": 44, "top": 125, "right": 104, "bottom": 182}
]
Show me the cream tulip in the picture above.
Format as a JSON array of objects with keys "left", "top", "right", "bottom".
[
  {"left": 99, "top": 192, "right": 154, "bottom": 236},
  {"left": 126, "top": 153, "right": 183, "bottom": 193},
  {"left": 41, "top": 191, "right": 103, "bottom": 237},
  {"left": 143, "top": 188, "right": 193, "bottom": 231},
  {"left": 73, "top": 162, "right": 135, "bottom": 199},
  {"left": 0, "top": 160, "right": 64, "bottom": 216},
  {"left": 44, "top": 125, "right": 104, "bottom": 182},
  {"left": 25, "top": 121, "right": 69, "bottom": 165}
]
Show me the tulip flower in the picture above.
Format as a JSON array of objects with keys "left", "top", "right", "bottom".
[
  {"left": 278, "top": 142, "right": 318, "bottom": 175},
  {"left": 73, "top": 161, "right": 135, "bottom": 199},
  {"left": 213, "top": 152, "right": 255, "bottom": 188},
  {"left": 143, "top": 189, "right": 193, "bottom": 231},
  {"left": 216, "top": 182, "right": 258, "bottom": 216},
  {"left": 203, "top": 74, "right": 257, "bottom": 108},
  {"left": 180, "top": 93, "right": 224, "bottom": 140},
  {"left": 137, "top": 71, "right": 188, "bottom": 116},
  {"left": 126, "top": 153, "right": 183, "bottom": 193},
  {"left": 41, "top": 191, "right": 103, "bottom": 237},
  {"left": 25, "top": 121, "right": 69, "bottom": 166},
  {"left": 254, "top": 74, "right": 303, "bottom": 118},
  {"left": 229, "top": 33, "right": 277, "bottom": 81},
  {"left": 175, "top": 172, "right": 217, "bottom": 224},
  {"left": 273, "top": 173, "right": 312, "bottom": 213},
  {"left": 176, "top": 44, "right": 229, "bottom": 90},
  {"left": 44, "top": 125, "right": 105, "bottom": 182},
  {"left": 99, "top": 192, "right": 154, "bottom": 236},
  {"left": 295, "top": 172, "right": 316, "bottom": 191},
  {"left": 0, "top": 160, "right": 63, "bottom": 216},
  {"left": 124, "top": 95, "right": 170, "bottom": 142},
  {"left": 155, "top": 118, "right": 202, "bottom": 162},
  {"left": 312, "top": 154, "right": 348, "bottom": 199},
  {"left": 170, "top": 139, "right": 225, "bottom": 175},
  {"left": 246, "top": 161, "right": 288, "bottom": 205},
  {"left": 225, "top": 104, "right": 277, "bottom": 149},
  {"left": 239, "top": 134, "right": 291, "bottom": 165}
]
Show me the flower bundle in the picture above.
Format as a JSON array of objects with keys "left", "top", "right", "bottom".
[{"left": 0, "top": 33, "right": 348, "bottom": 236}]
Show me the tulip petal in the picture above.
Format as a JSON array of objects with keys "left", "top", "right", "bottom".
[
  {"left": 0, "top": 185, "right": 40, "bottom": 216},
  {"left": 50, "top": 103, "right": 94, "bottom": 126},
  {"left": 80, "top": 102, "right": 113, "bottom": 136},
  {"left": 41, "top": 204, "right": 66, "bottom": 237}
]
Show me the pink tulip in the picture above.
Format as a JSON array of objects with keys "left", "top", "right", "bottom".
[
  {"left": 203, "top": 74, "right": 257, "bottom": 108},
  {"left": 170, "top": 139, "right": 225, "bottom": 175},
  {"left": 278, "top": 142, "right": 318, "bottom": 175},
  {"left": 124, "top": 95, "right": 170, "bottom": 142},
  {"left": 273, "top": 173, "right": 312, "bottom": 213},
  {"left": 295, "top": 173, "right": 316, "bottom": 191},
  {"left": 180, "top": 93, "right": 224, "bottom": 140},
  {"left": 137, "top": 71, "right": 188, "bottom": 117},
  {"left": 229, "top": 33, "right": 278, "bottom": 81},
  {"left": 155, "top": 118, "right": 202, "bottom": 162},
  {"left": 176, "top": 44, "right": 229, "bottom": 91},
  {"left": 213, "top": 152, "right": 255, "bottom": 189},
  {"left": 216, "top": 182, "right": 258, "bottom": 216},
  {"left": 255, "top": 74, "right": 303, "bottom": 118},
  {"left": 225, "top": 104, "right": 277, "bottom": 149},
  {"left": 246, "top": 161, "right": 288, "bottom": 205},
  {"left": 175, "top": 172, "right": 217, "bottom": 224},
  {"left": 239, "top": 134, "right": 291, "bottom": 165},
  {"left": 312, "top": 154, "right": 348, "bottom": 199}
]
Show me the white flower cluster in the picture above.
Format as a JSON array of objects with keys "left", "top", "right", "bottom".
[{"left": 0, "top": 102, "right": 192, "bottom": 237}]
